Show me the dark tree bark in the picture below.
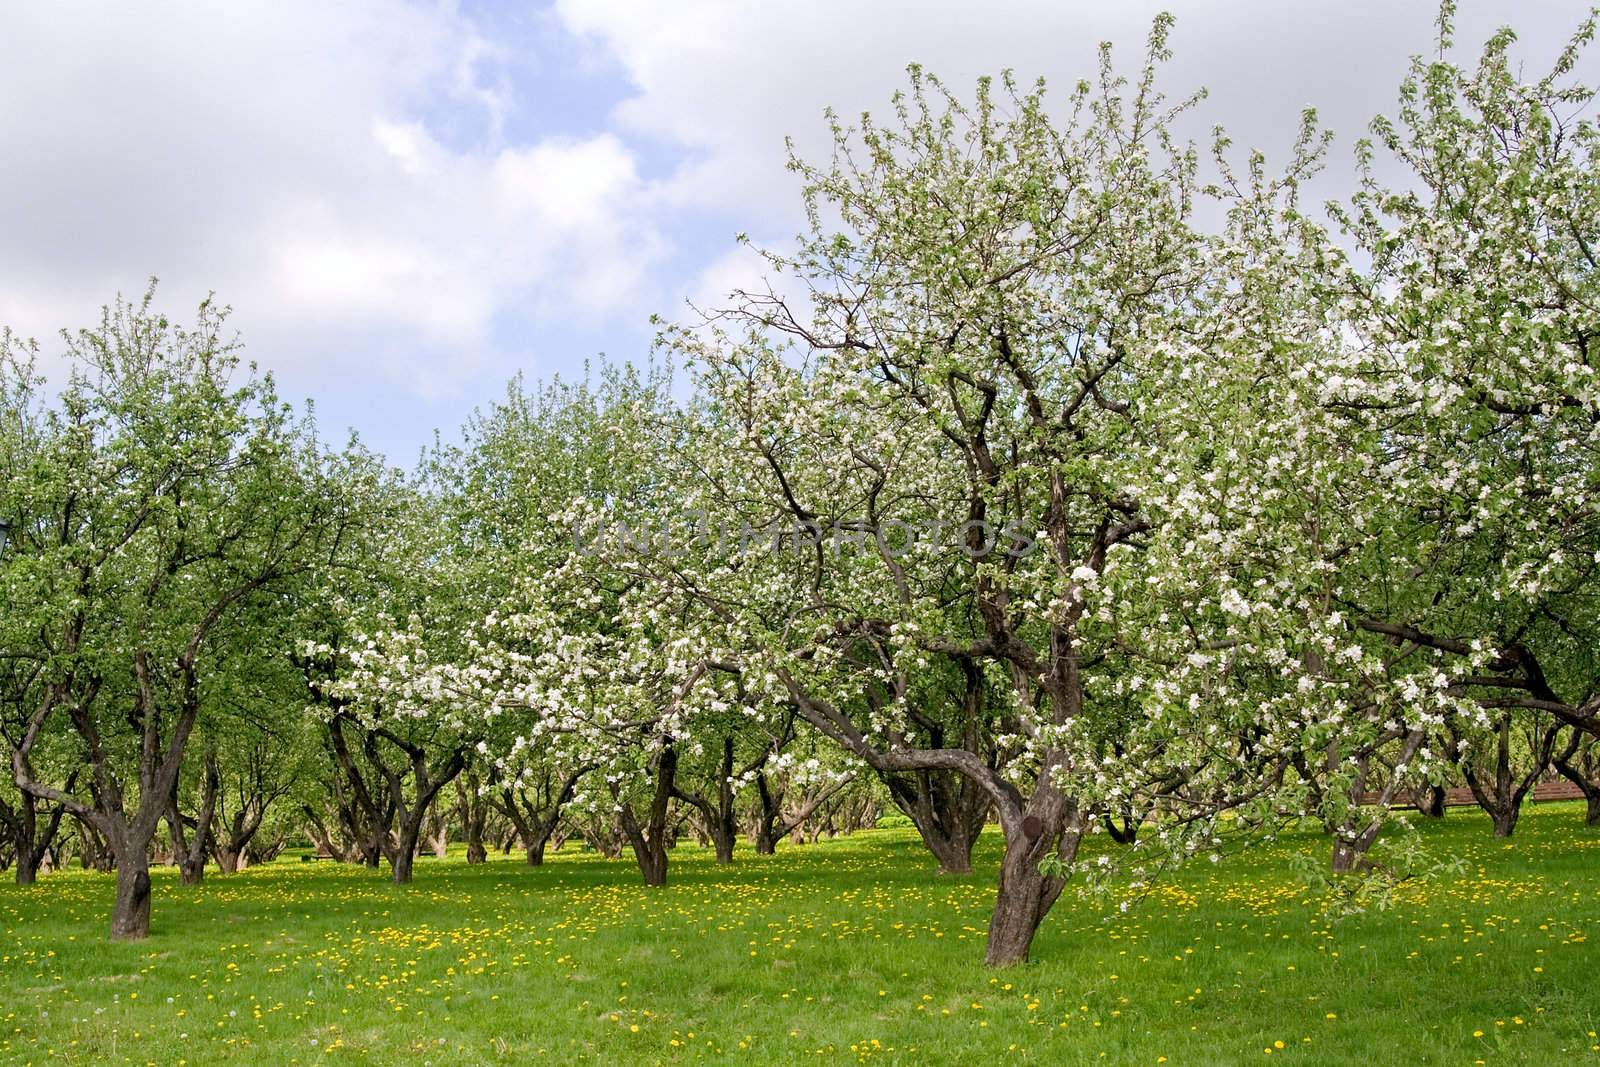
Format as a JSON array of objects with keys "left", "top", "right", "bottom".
[
  {"left": 1553, "top": 733, "right": 1600, "bottom": 827},
  {"left": 752, "top": 773, "right": 781, "bottom": 855},
  {"left": 674, "top": 737, "right": 741, "bottom": 863},
  {"left": 245, "top": 831, "right": 286, "bottom": 867},
  {"left": 498, "top": 766, "right": 586, "bottom": 866},
  {"left": 211, "top": 738, "right": 296, "bottom": 874},
  {"left": 15, "top": 648, "right": 214, "bottom": 940},
  {"left": 1294, "top": 726, "right": 1425, "bottom": 872},
  {"left": 835, "top": 793, "right": 878, "bottom": 834},
  {"left": 615, "top": 741, "right": 677, "bottom": 886},
  {"left": 301, "top": 804, "right": 355, "bottom": 862},
  {"left": 580, "top": 824, "right": 625, "bottom": 859},
  {"left": 773, "top": 667, "right": 1201, "bottom": 967},
  {"left": 750, "top": 768, "right": 857, "bottom": 855},
  {"left": 110, "top": 856, "right": 152, "bottom": 941},
  {"left": 454, "top": 768, "right": 489, "bottom": 864},
  {"left": 390, "top": 835, "right": 417, "bottom": 883},
  {"left": 324, "top": 715, "right": 399, "bottom": 867},
  {"left": 167, "top": 738, "right": 219, "bottom": 886},
  {"left": 880, "top": 659, "right": 999, "bottom": 873},
  {"left": 74, "top": 813, "right": 114, "bottom": 872},
  {"left": 1415, "top": 783, "right": 1447, "bottom": 819},
  {"left": 424, "top": 801, "right": 451, "bottom": 859},
  {"left": 1340, "top": 732, "right": 1427, "bottom": 872},
  {"left": 985, "top": 805, "right": 1084, "bottom": 967},
  {"left": 1, "top": 770, "right": 76, "bottom": 886},
  {"left": 1458, "top": 715, "right": 1561, "bottom": 839},
  {"left": 1100, "top": 799, "right": 1149, "bottom": 845},
  {"left": 364, "top": 727, "right": 465, "bottom": 885},
  {"left": 885, "top": 767, "right": 990, "bottom": 874}
]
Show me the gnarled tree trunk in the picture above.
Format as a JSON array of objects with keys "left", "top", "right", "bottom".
[
  {"left": 985, "top": 798, "right": 1083, "bottom": 967},
  {"left": 454, "top": 769, "right": 489, "bottom": 865},
  {"left": 1415, "top": 783, "right": 1447, "bottom": 819},
  {"left": 886, "top": 766, "right": 990, "bottom": 874},
  {"left": 1554, "top": 734, "right": 1600, "bottom": 828},
  {"left": 616, "top": 742, "right": 677, "bottom": 887},
  {"left": 1460, "top": 715, "right": 1560, "bottom": 840},
  {"left": 167, "top": 739, "right": 219, "bottom": 886},
  {"left": 1, "top": 770, "right": 76, "bottom": 886},
  {"left": 424, "top": 803, "right": 451, "bottom": 858},
  {"left": 109, "top": 853, "right": 152, "bottom": 940},
  {"left": 498, "top": 765, "right": 586, "bottom": 866},
  {"left": 675, "top": 737, "right": 740, "bottom": 863},
  {"left": 750, "top": 769, "right": 856, "bottom": 856}
]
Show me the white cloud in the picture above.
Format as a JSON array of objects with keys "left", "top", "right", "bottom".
[
  {"left": 0, "top": 0, "right": 662, "bottom": 396},
  {"left": 1, "top": 0, "right": 1590, "bottom": 452},
  {"left": 557, "top": 0, "right": 1592, "bottom": 290}
]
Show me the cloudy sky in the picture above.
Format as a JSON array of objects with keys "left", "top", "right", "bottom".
[{"left": 1, "top": 1, "right": 1591, "bottom": 462}]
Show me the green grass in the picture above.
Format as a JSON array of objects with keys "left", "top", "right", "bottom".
[{"left": 2, "top": 805, "right": 1597, "bottom": 1065}]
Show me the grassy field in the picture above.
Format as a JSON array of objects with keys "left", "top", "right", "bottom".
[{"left": 1, "top": 805, "right": 1597, "bottom": 1065}]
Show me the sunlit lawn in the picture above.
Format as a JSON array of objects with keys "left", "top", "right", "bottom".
[{"left": 2, "top": 804, "right": 1597, "bottom": 1065}]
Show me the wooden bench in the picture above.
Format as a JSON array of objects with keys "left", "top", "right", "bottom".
[{"left": 1358, "top": 780, "right": 1586, "bottom": 809}]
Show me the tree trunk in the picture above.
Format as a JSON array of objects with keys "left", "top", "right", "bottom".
[
  {"left": 458, "top": 772, "right": 487, "bottom": 864},
  {"left": 617, "top": 742, "right": 677, "bottom": 887},
  {"left": 212, "top": 804, "right": 268, "bottom": 875},
  {"left": 915, "top": 819, "right": 977, "bottom": 875},
  {"left": 592, "top": 829, "right": 624, "bottom": 859},
  {"left": 1553, "top": 737, "right": 1600, "bottom": 828},
  {"left": 674, "top": 738, "right": 739, "bottom": 864},
  {"left": 985, "top": 865, "right": 1053, "bottom": 967},
  {"left": 749, "top": 769, "right": 855, "bottom": 857},
  {"left": 15, "top": 844, "right": 40, "bottom": 886},
  {"left": 708, "top": 739, "right": 738, "bottom": 863},
  {"left": 700, "top": 800, "right": 736, "bottom": 861},
  {"left": 76, "top": 818, "right": 114, "bottom": 872},
  {"left": 175, "top": 741, "right": 219, "bottom": 886},
  {"left": 1459, "top": 714, "right": 1556, "bottom": 843},
  {"left": 391, "top": 818, "right": 422, "bottom": 884},
  {"left": 109, "top": 854, "right": 153, "bottom": 940},
  {"left": 887, "top": 766, "right": 989, "bottom": 875},
  {"left": 324, "top": 716, "right": 399, "bottom": 868},
  {"left": 709, "top": 824, "right": 735, "bottom": 863},
  {"left": 366, "top": 731, "right": 465, "bottom": 883},
  {"left": 302, "top": 805, "right": 350, "bottom": 863},
  {"left": 1317, "top": 729, "right": 1427, "bottom": 873},
  {"left": 423, "top": 797, "right": 451, "bottom": 859},
  {"left": 984, "top": 810, "right": 1079, "bottom": 967},
  {"left": 2, "top": 782, "right": 72, "bottom": 887},
  {"left": 753, "top": 776, "right": 779, "bottom": 854},
  {"left": 499, "top": 769, "right": 584, "bottom": 869},
  {"left": 1101, "top": 802, "right": 1147, "bottom": 845},
  {"left": 632, "top": 834, "right": 668, "bottom": 885},
  {"left": 247, "top": 832, "right": 285, "bottom": 866},
  {"left": 1491, "top": 805, "right": 1519, "bottom": 838},
  {"left": 177, "top": 847, "right": 205, "bottom": 885},
  {"left": 1416, "top": 784, "right": 1446, "bottom": 818}
]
